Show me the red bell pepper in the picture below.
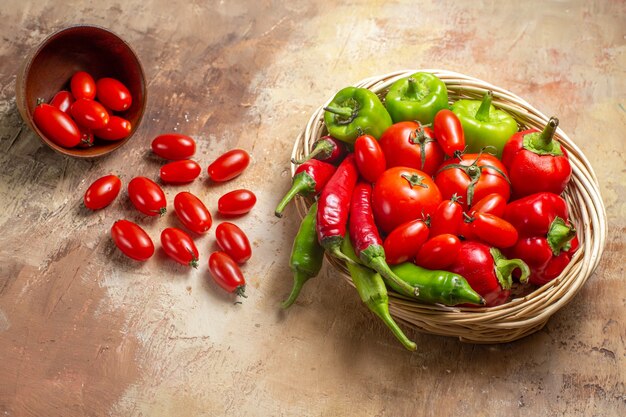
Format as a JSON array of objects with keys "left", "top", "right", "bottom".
[
  {"left": 502, "top": 117, "right": 572, "bottom": 198},
  {"left": 275, "top": 159, "right": 336, "bottom": 217},
  {"left": 503, "top": 192, "right": 578, "bottom": 286}
]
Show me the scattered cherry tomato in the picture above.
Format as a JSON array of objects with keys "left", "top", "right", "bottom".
[
  {"left": 71, "top": 98, "right": 110, "bottom": 130},
  {"left": 469, "top": 193, "right": 507, "bottom": 217},
  {"left": 111, "top": 220, "right": 154, "bottom": 261},
  {"left": 49, "top": 90, "right": 75, "bottom": 113},
  {"left": 429, "top": 195, "right": 464, "bottom": 237},
  {"left": 354, "top": 134, "right": 386, "bottom": 183},
  {"left": 70, "top": 71, "right": 96, "bottom": 100},
  {"left": 215, "top": 222, "right": 251, "bottom": 264},
  {"left": 433, "top": 109, "right": 465, "bottom": 157},
  {"left": 84, "top": 174, "right": 122, "bottom": 209},
  {"left": 468, "top": 212, "right": 518, "bottom": 248},
  {"left": 128, "top": 176, "right": 167, "bottom": 216},
  {"left": 159, "top": 160, "right": 201, "bottom": 184},
  {"left": 161, "top": 227, "right": 199, "bottom": 268},
  {"left": 208, "top": 149, "right": 250, "bottom": 182},
  {"left": 414, "top": 233, "right": 461, "bottom": 270},
  {"left": 383, "top": 219, "right": 430, "bottom": 265},
  {"left": 96, "top": 77, "right": 132, "bottom": 111},
  {"left": 208, "top": 251, "right": 247, "bottom": 296},
  {"left": 94, "top": 116, "right": 131, "bottom": 141},
  {"left": 218, "top": 189, "right": 256, "bottom": 216},
  {"left": 151, "top": 134, "right": 196, "bottom": 160},
  {"left": 174, "top": 191, "right": 212, "bottom": 234},
  {"left": 33, "top": 103, "right": 81, "bottom": 148}
]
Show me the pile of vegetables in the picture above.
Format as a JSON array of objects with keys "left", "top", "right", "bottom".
[{"left": 276, "top": 72, "right": 578, "bottom": 350}]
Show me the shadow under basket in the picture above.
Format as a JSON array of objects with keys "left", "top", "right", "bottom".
[{"left": 291, "top": 69, "right": 607, "bottom": 344}]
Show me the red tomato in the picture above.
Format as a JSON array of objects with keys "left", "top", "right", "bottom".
[
  {"left": 218, "top": 189, "right": 256, "bottom": 216},
  {"left": 371, "top": 167, "right": 442, "bottom": 234},
  {"left": 33, "top": 103, "right": 81, "bottom": 148},
  {"left": 50, "top": 90, "right": 75, "bottom": 113},
  {"left": 174, "top": 192, "right": 212, "bottom": 234},
  {"left": 96, "top": 77, "right": 132, "bottom": 111},
  {"left": 354, "top": 134, "right": 386, "bottom": 183},
  {"left": 71, "top": 98, "right": 110, "bottom": 130},
  {"left": 414, "top": 234, "right": 461, "bottom": 270},
  {"left": 159, "top": 160, "right": 201, "bottom": 184},
  {"left": 70, "top": 71, "right": 96, "bottom": 100},
  {"left": 161, "top": 227, "right": 199, "bottom": 267},
  {"left": 84, "top": 174, "right": 121, "bottom": 209},
  {"left": 434, "top": 153, "right": 510, "bottom": 211},
  {"left": 215, "top": 222, "right": 251, "bottom": 264},
  {"left": 469, "top": 212, "right": 518, "bottom": 248},
  {"left": 128, "top": 176, "right": 167, "bottom": 216},
  {"left": 383, "top": 219, "right": 429, "bottom": 265},
  {"left": 470, "top": 193, "right": 507, "bottom": 217},
  {"left": 379, "top": 121, "right": 445, "bottom": 176},
  {"left": 433, "top": 109, "right": 465, "bottom": 157},
  {"left": 208, "top": 251, "right": 247, "bottom": 296},
  {"left": 429, "top": 196, "right": 464, "bottom": 237},
  {"left": 111, "top": 220, "right": 154, "bottom": 261},
  {"left": 94, "top": 116, "right": 131, "bottom": 141},
  {"left": 77, "top": 126, "right": 94, "bottom": 148},
  {"left": 208, "top": 149, "right": 250, "bottom": 182},
  {"left": 151, "top": 133, "right": 196, "bottom": 160}
]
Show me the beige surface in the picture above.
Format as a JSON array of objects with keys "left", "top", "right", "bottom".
[{"left": 0, "top": 1, "right": 624, "bottom": 416}]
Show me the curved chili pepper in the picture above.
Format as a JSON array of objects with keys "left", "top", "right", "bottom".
[
  {"left": 316, "top": 154, "right": 358, "bottom": 264},
  {"left": 292, "top": 135, "right": 348, "bottom": 165},
  {"left": 282, "top": 202, "right": 325, "bottom": 308},
  {"left": 275, "top": 159, "right": 336, "bottom": 217}
]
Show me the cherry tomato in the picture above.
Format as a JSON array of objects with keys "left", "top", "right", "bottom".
[
  {"left": 70, "top": 71, "right": 96, "bottom": 100},
  {"left": 469, "top": 212, "right": 518, "bottom": 248},
  {"left": 71, "top": 98, "right": 110, "bottom": 130},
  {"left": 160, "top": 227, "right": 199, "bottom": 268},
  {"left": 215, "top": 222, "right": 251, "bottom": 264},
  {"left": 218, "top": 189, "right": 256, "bottom": 216},
  {"left": 383, "top": 219, "right": 429, "bottom": 265},
  {"left": 94, "top": 116, "right": 132, "bottom": 141},
  {"left": 84, "top": 174, "right": 121, "bottom": 209},
  {"left": 33, "top": 103, "right": 81, "bottom": 148},
  {"left": 49, "top": 90, "right": 75, "bottom": 113},
  {"left": 128, "top": 176, "right": 167, "bottom": 216},
  {"left": 469, "top": 193, "right": 507, "bottom": 217},
  {"left": 96, "top": 77, "right": 132, "bottom": 111},
  {"left": 429, "top": 195, "right": 464, "bottom": 237},
  {"left": 208, "top": 251, "right": 247, "bottom": 296},
  {"left": 433, "top": 109, "right": 465, "bottom": 157},
  {"left": 371, "top": 167, "right": 442, "bottom": 234},
  {"left": 159, "top": 160, "right": 201, "bottom": 184},
  {"left": 111, "top": 220, "right": 154, "bottom": 261},
  {"left": 379, "top": 121, "right": 445, "bottom": 176},
  {"left": 354, "top": 134, "right": 386, "bottom": 183},
  {"left": 174, "top": 191, "right": 212, "bottom": 234},
  {"left": 77, "top": 126, "right": 94, "bottom": 148},
  {"left": 151, "top": 133, "right": 196, "bottom": 160},
  {"left": 414, "top": 234, "right": 461, "bottom": 270},
  {"left": 208, "top": 149, "right": 250, "bottom": 182}
]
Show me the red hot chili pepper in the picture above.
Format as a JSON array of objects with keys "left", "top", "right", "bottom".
[
  {"left": 292, "top": 135, "right": 348, "bottom": 165},
  {"left": 502, "top": 117, "right": 572, "bottom": 198},
  {"left": 275, "top": 159, "right": 336, "bottom": 217}
]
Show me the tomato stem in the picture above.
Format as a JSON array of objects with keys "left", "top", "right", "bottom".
[
  {"left": 401, "top": 173, "right": 428, "bottom": 189},
  {"left": 235, "top": 285, "right": 248, "bottom": 298}
]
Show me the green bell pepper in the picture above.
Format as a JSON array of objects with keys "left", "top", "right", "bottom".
[
  {"left": 324, "top": 87, "right": 392, "bottom": 143},
  {"left": 451, "top": 91, "right": 518, "bottom": 158},
  {"left": 384, "top": 72, "right": 449, "bottom": 124}
]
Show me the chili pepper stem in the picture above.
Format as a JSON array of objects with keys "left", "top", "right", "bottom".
[
  {"left": 275, "top": 173, "right": 315, "bottom": 217},
  {"left": 292, "top": 140, "right": 333, "bottom": 164},
  {"left": 367, "top": 256, "right": 420, "bottom": 297},
  {"left": 281, "top": 271, "right": 308, "bottom": 309},
  {"left": 372, "top": 306, "right": 418, "bottom": 351},
  {"left": 329, "top": 246, "right": 357, "bottom": 265},
  {"left": 475, "top": 90, "right": 493, "bottom": 122}
]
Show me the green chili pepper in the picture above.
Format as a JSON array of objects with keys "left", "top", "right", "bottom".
[
  {"left": 341, "top": 235, "right": 417, "bottom": 351},
  {"left": 388, "top": 262, "right": 485, "bottom": 306},
  {"left": 324, "top": 87, "right": 392, "bottom": 143},
  {"left": 384, "top": 72, "right": 449, "bottom": 124},
  {"left": 282, "top": 202, "right": 325, "bottom": 309},
  {"left": 451, "top": 91, "right": 518, "bottom": 158}
]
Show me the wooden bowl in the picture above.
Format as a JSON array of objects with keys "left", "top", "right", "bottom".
[{"left": 16, "top": 24, "right": 147, "bottom": 158}]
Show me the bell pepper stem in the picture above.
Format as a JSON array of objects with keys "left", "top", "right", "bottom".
[
  {"left": 547, "top": 216, "right": 576, "bottom": 255},
  {"left": 491, "top": 247, "right": 530, "bottom": 286},
  {"left": 281, "top": 271, "right": 309, "bottom": 309},
  {"left": 532, "top": 117, "right": 559, "bottom": 150},
  {"left": 324, "top": 105, "right": 354, "bottom": 119},
  {"left": 367, "top": 256, "right": 420, "bottom": 297},
  {"left": 371, "top": 305, "right": 417, "bottom": 351},
  {"left": 275, "top": 173, "right": 315, "bottom": 217},
  {"left": 475, "top": 90, "right": 493, "bottom": 122}
]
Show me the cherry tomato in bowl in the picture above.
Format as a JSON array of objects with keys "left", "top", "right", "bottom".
[
  {"left": 94, "top": 116, "right": 132, "bottom": 141},
  {"left": 174, "top": 191, "right": 212, "bottom": 234},
  {"left": 159, "top": 160, "right": 201, "bottom": 184},
  {"left": 151, "top": 133, "right": 196, "bottom": 160},
  {"left": 215, "top": 222, "right": 251, "bottom": 264},
  {"left": 96, "top": 77, "right": 132, "bottom": 111},
  {"left": 111, "top": 220, "right": 154, "bottom": 261},
  {"left": 33, "top": 103, "right": 81, "bottom": 148},
  {"left": 218, "top": 189, "right": 257, "bottom": 216},
  {"left": 208, "top": 149, "right": 250, "bottom": 182},
  {"left": 128, "top": 176, "right": 167, "bottom": 216},
  {"left": 160, "top": 227, "right": 199, "bottom": 268},
  {"left": 50, "top": 90, "right": 75, "bottom": 113},
  {"left": 208, "top": 251, "right": 247, "bottom": 297},
  {"left": 84, "top": 174, "right": 121, "bottom": 210},
  {"left": 70, "top": 71, "right": 96, "bottom": 100},
  {"left": 71, "top": 98, "right": 110, "bottom": 130}
]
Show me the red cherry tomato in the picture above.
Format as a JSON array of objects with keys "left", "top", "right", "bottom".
[
  {"left": 70, "top": 71, "right": 96, "bottom": 100},
  {"left": 96, "top": 77, "right": 132, "bottom": 111},
  {"left": 71, "top": 98, "right": 110, "bottom": 130},
  {"left": 94, "top": 116, "right": 131, "bottom": 141},
  {"left": 215, "top": 222, "right": 251, "bottom": 264},
  {"left": 33, "top": 103, "right": 81, "bottom": 148},
  {"left": 49, "top": 90, "right": 75, "bottom": 113},
  {"left": 77, "top": 126, "right": 94, "bottom": 148},
  {"left": 84, "top": 174, "right": 121, "bottom": 209},
  {"left": 429, "top": 195, "right": 464, "bottom": 237},
  {"left": 174, "top": 192, "right": 212, "bottom": 234},
  {"left": 379, "top": 121, "right": 445, "bottom": 176},
  {"left": 217, "top": 189, "right": 256, "bottom": 216},
  {"left": 160, "top": 227, "right": 199, "bottom": 268},
  {"left": 383, "top": 219, "right": 430, "bottom": 265},
  {"left": 469, "top": 193, "right": 507, "bottom": 217},
  {"left": 128, "top": 176, "right": 167, "bottom": 216},
  {"left": 371, "top": 167, "right": 442, "bottom": 234},
  {"left": 414, "top": 234, "right": 461, "bottom": 270},
  {"left": 159, "top": 160, "right": 201, "bottom": 184},
  {"left": 433, "top": 109, "right": 465, "bottom": 157},
  {"left": 111, "top": 220, "right": 154, "bottom": 261},
  {"left": 151, "top": 133, "right": 196, "bottom": 160},
  {"left": 354, "top": 134, "right": 386, "bottom": 183},
  {"left": 208, "top": 251, "right": 247, "bottom": 296},
  {"left": 469, "top": 212, "right": 518, "bottom": 249},
  {"left": 208, "top": 149, "right": 250, "bottom": 182}
]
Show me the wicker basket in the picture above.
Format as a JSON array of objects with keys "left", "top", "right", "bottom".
[{"left": 291, "top": 69, "right": 607, "bottom": 343}]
